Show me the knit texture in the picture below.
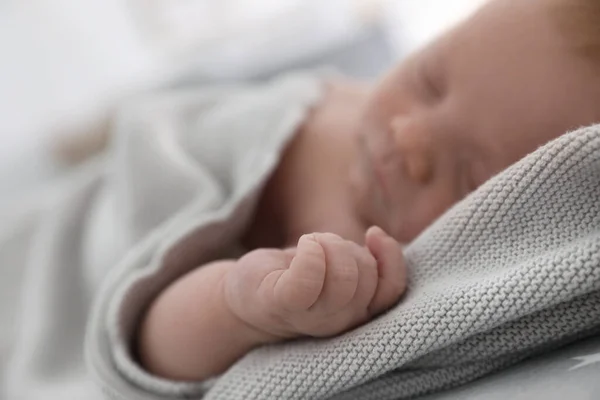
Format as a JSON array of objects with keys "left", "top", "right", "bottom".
[{"left": 203, "top": 125, "right": 600, "bottom": 399}]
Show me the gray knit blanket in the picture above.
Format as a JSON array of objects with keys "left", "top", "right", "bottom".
[{"left": 206, "top": 125, "right": 600, "bottom": 399}]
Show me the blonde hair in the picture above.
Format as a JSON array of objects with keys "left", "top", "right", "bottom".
[{"left": 553, "top": 0, "right": 600, "bottom": 61}]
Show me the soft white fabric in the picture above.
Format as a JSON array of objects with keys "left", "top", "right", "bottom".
[{"left": 0, "top": 71, "right": 325, "bottom": 400}]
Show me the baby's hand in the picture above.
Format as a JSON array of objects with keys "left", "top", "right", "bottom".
[{"left": 224, "top": 227, "right": 407, "bottom": 340}]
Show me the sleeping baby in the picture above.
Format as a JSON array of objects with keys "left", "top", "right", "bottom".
[{"left": 136, "top": 0, "right": 600, "bottom": 383}]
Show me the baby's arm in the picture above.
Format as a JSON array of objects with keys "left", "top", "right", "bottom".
[
  {"left": 137, "top": 259, "right": 277, "bottom": 381},
  {"left": 138, "top": 227, "right": 406, "bottom": 382}
]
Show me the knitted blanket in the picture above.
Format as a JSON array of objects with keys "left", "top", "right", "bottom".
[{"left": 205, "top": 125, "right": 600, "bottom": 399}]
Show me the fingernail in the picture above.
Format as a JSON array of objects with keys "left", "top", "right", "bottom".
[
  {"left": 368, "top": 226, "right": 388, "bottom": 238},
  {"left": 299, "top": 233, "right": 318, "bottom": 245}
]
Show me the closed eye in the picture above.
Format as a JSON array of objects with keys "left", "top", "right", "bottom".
[
  {"left": 417, "top": 61, "right": 443, "bottom": 102},
  {"left": 421, "top": 69, "right": 440, "bottom": 98}
]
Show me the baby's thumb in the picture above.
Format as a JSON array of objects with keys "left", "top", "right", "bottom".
[{"left": 365, "top": 226, "right": 407, "bottom": 316}]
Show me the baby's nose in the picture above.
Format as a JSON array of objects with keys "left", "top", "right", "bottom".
[{"left": 390, "top": 117, "right": 434, "bottom": 185}]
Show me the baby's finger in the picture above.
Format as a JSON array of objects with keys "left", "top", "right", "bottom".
[
  {"left": 315, "top": 233, "right": 359, "bottom": 312},
  {"left": 348, "top": 243, "right": 379, "bottom": 305},
  {"left": 273, "top": 234, "right": 326, "bottom": 312},
  {"left": 365, "top": 226, "right": 407, "bottom": 316}
]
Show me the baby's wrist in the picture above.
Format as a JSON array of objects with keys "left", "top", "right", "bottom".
[{"left": 223, "top": 303, "right": 283, "bottom": 347}]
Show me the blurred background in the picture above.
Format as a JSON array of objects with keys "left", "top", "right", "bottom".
[{"left": 0, "top": 0, "right": 486, "bottom": 201}]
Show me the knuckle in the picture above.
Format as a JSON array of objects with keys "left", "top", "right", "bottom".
[
  {"left": 323, "top": 238, "right": 352, "bottom": 259},
  {"left": 332, "top": 260, "right": 359, "bottom": 283},
  {"left": 358, "top": 250, "right": 377, "bottom": 270},
  {"left": 297, "top": 236, "right": 326, "bottom": 262},
  {"left": 298, "top": 247, "right": 326, "bottom": 268},
  {"left": 297, "top": 271, "right": 326, "bottom": 290},
  {"left": 299, "top": 233, "right": 325, "bottom": 252},
  {"left": 276, "top": 279, "right": 322, "bottom": 312}
]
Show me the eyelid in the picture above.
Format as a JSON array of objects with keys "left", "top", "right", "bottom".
[{"left": 418, "top": 63, "right": 442, "bottom": 100}]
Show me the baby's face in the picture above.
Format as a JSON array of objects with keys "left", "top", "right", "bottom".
[{"left": 353, "top": 0, "right": 600, "bottom": 243}]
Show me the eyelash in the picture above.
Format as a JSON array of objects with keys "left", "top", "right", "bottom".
[{"left": 420, "top": 65, "right": 442, "bottom": 100}]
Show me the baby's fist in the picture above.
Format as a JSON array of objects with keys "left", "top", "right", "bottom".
[{"left": 225, "top": 228, "right": 406, "bottom": 340}]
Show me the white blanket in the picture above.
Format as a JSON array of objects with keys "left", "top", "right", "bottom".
[{"left": 1, "top": 71, "right": 324, "bottom": 399}]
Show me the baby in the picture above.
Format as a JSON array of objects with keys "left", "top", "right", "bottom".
[{"left": 138, "top": 0, "right": 600, "bottom": 382}]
